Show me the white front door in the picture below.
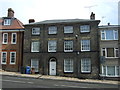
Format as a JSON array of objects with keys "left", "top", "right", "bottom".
[
  {"left": 49, "top": 60, "right": 56, "bottom": 75},
  {"left": 31, "top": 59, "right": 39, "bottom": 72}
]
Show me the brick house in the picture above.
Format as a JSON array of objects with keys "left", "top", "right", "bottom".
[
  {"left": 0, "top": 8, "right": 24, "bottom": 72},
  {"left": 99, "top": 24, "right": 120, "bottom": 80},
  {"left": 23, "top": 12, "right": 100, "bottom": 79}
]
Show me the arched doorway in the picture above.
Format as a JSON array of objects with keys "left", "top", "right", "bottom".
[{"left": 49, "top": 58, "right": 56, "bottom": 75}]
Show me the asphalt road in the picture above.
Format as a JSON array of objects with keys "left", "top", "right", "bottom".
[{"left": 1, "top": 75, "right": 119, "bottom": 88}]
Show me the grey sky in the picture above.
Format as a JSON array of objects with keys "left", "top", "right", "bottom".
[{"left": 0, "top": 0, "right": 119, "bottom": 25}]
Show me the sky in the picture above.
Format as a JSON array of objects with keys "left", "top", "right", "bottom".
[{"left": 0, "top": 0, "right": 119, "bottom": 25}]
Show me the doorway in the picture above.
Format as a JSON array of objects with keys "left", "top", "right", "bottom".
[{"left": 49, "top": 58, "right": 56, "bottom": 75}]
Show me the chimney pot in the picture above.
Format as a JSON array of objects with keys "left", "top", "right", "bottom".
[
  {"left": 90, "top": 12, "right": 95, "bottom": 20},
  {"left": 108, "top": 23, "right": 110, "bottom": 25},
  {"left": 7, "top": 8, "right": 14, "bottom": 18},
  {"left": 29, "top": 19, "right": 35, "bottom": 23}
]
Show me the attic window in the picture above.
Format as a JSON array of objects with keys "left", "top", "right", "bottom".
[{"left": 4, "top": 19, "right": 11, "bottom": 25}]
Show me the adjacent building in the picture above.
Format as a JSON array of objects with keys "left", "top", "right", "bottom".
[
  {"left": 0, "top": 8, "right": 24, "bottom": 72},
  {"left": 99, "top": 24, "right": 120, "bottom": 80},
  {"left": 23, "top": 12, "right": 100, "bottom": 79}
]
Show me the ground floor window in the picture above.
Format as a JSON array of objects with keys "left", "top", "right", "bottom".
[
  {"left": 102, "top": 66, "right": 120, "bottom": 77},
  {"left": 81, "top": 58, "right": 91, "bottom": 73},
  {"left": 1, "top": 52, "right": 7, "bottom": 64},
  {"left": 10, "top": 52, "right": 16, "bottom": 64},
  {"left": 64, "top": 58, "right": 73, "bottom": 72},
  {"left": 31, "top": 59, "right": 39, "bottom": 72}
]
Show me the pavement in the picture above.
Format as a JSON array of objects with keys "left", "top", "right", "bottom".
[{"left": 0, "top": 69, "right": 119, "bottom": 85}]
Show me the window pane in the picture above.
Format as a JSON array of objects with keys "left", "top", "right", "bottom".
[
  {"left": 10, "top": 52, "right": 16, "bottom": 64},
  {"left": 64, "top": 59, "right": 73, "bottom": 72},
  {"left": 115, "top": 48, "right": 119, "bottom": 57},
  {"left": 106, "top": 30, "right": 114, "bottom": 40},
  {"left": 80, "top": 25, "right": 90, "bottom": 33},
  {"left": 81, "top": 58, "right": 91, "bottom": 72},
  {"left": 107, "top": 48, "right": 114, "bottom": 57},
  {"left": 48, "top": 40, "right": 57, "bottom": 52},
  {"left": 32, "top": 28, "right": 40, "bottom": 35},
  {"left": 64, "top": 41, "right": 73, "bottom": 52},
  {"left": 116, "top": 66, "right": 120, "bottom": 76},
  {"left": 31, "top": 42, "right": 40, "bottom": 52},
  {"left": 81, "top": 40, "right": 90, "bottom": 51},
  {"left": 48, "top": 26, "right": 57, "bottom": 34},
  {"left": 3, "top": 33, "right": 8, "bottom": 44},
  {"left": 64, "top": 26, "right": 73, "bottom": 33},
  {"left": 1, "top": 52, "right": 7, "bottom": 64},
  {"left": 12, "top": 33, "right": 17, "bottom": 44},
  {"left": 107, "top": 66, "right": 115, "bottom": 76},
  {"left": 114, "top": 30, "right": 118, "bottom": 40}
]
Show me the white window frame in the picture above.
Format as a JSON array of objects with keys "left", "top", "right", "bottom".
[
  {"left": 1, "top": 52, "right": 7, "bottom": 64},
  {"left": 48, "top": 40, "right": 57, "bottom": 52},
  {"left": 31, "top": 41, "right": 40, "bottom": 52},
  {"left": 81, "top": 40, "right": 90, "bottom": 51},
  {"left": 4, "top": 19, "right": 11, "bottom": 25},
  {"left": 101, "top": 48, "right": 119, "bottom": 58},
  {"left": 32, "top": 28, "right": 40, "bottom": 35},
  {"left": 48, "top": 26, "right": 57, "bottom": 34},
  {"left": 11, "top": 33, "right": 17, "bottom": 44},
  {"left": 64, "top": 58, "right": 73, "bottom": 72},
  {"left": 102, "top": 66, "right": 120, "bottom": 77},
  {"left": 31, "top": 59, "right": 39, "bottom": 72},
  {"left": 10, "top": 52, "right": 16, "bottom": 64},
  {"left": 2, "top": 33, "right": 8, "bottom": 44},
  {"left": 64, "top": 40, "right": 73, "bottom": 52},
  {"left": 80, "top": 25, "right": 90, "bottom": 33},
  {"left": 64, "top": 26, "right": 73, "bottom": 34},
  {"left": 101, "top": 30, "right": 118, "bottom": 40},
  {"left": 81, "top": 58, "right": 91, "bottom": 73}
]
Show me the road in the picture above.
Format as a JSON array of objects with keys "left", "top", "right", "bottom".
[{"left": 1, "top": 75, "right": 119, "bottom": 88}]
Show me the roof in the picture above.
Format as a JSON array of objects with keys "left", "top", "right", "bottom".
[
  {"left": 25, "top": 19, "right": 100, "bottom": 25},
  {"left": 0, "top": 17, "right": 24, "bottom": 30},
  {"left": 99, "top": 25, "right": 120, "bottom": 28}
]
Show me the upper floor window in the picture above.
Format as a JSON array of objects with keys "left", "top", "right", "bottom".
[
  {"left": 101, "top": 48, "right": 119, "bottom": 58},
  {"left": 4, "top": 19, "right": 11, "bottom": 25},
  {"left": 48, "top": 26, "right": 57, "bottom": 34},
  {"left": 64, "top": 40, "right": 73, "bottom": 52},
  {"left": 80, "top": 25, "right": 90, "bottom": 33},
  {"left": 81, "top": 58, "right": 91, "bottom": 73},
  {"left": 64, "top": 26, "right": 73, "bottom": 34},
  {"left": 31, "top": 41, "right": 40, "bottom": 52},
  {"left": 11, "top": 33, "right": 17, "bottom": 44},
  {"left": 101, "top": 30, "right": 118, "bottom": 40},
  {"left": 48, "top": 40, "right": 57, "bottom": 52},
  {"left": 2, "top": 33, "right": 8, "bottom": 44},
  {"left": 10, "top": 52, "right": 16, "bottom": 64},
  {"left": 1, "top": 52, "right": 7, "bottom": 64},
  {"left": 64, "top": 58, "right": 73, "bottom": 72},
  {"left": 32, "top": 28, "right": 40, "bottom": 35},
  {"left": 81, "top": 40, "right": 90, "bottom": 51}
]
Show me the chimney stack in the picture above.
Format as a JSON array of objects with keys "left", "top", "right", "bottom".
[
  {"left": 29, "top": 19, "right": 35, "bottom": 23},
  {"left": 7, "top": 8, "right": 14, "bottom": 18},
  {"left": 90, "top": 12, "right": 95, "bottom": 20},
  {"left": 108, "top": 23, "right": 110, "bottom": 26}
]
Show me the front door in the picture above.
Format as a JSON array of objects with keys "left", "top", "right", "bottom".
[{"left": 49, "top": 59, "right": 56, "bottom": 75}]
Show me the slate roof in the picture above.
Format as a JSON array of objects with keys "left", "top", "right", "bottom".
[
  {"left": 25, "top": 19, "right": 100, "bottom": 25},
  {"left": 0, "top": 17, "right": 24, "bottom": 30}
]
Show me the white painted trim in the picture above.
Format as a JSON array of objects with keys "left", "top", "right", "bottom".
[
  {"left": 0, "top": 29, "right": 24, "bottom": 32},
  {"left": 1, "top": 52, "right": 7, "bottom": 64},
  {"left": 2, "top": 33, "right": 8, "bottom": 44},
  {"left": 11, "top": 33, "right": 17, "bottom": 44},
  {"left": 10, "top": 52, "right": 16, "bottom": 64}
]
